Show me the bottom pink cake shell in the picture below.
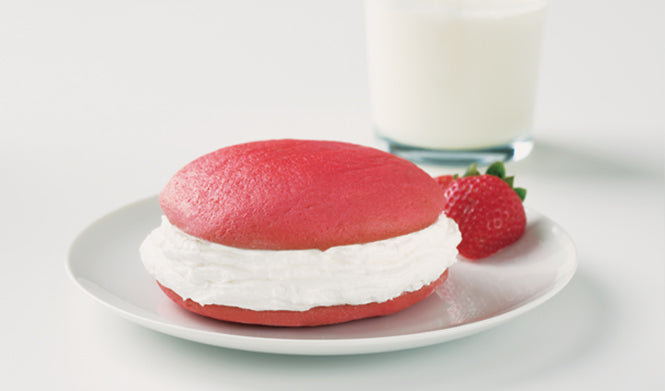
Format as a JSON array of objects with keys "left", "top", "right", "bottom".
[{"left": 157, "top": 270, "right": 448, "bottom": 327}]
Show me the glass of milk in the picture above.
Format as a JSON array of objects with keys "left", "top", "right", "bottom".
[{"left": 365, "top": 0, "right": 548, "bottom": 165}]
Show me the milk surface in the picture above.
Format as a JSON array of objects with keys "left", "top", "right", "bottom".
[{"left": 365, "top": 0, "right": 547, "bottom": 150}]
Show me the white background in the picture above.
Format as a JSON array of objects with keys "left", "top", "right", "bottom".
[{"left": 1, "top": 1, "right": 663, "bottom": 390}]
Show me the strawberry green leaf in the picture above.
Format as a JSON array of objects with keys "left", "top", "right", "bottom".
[
  {"left": 486, "top": 161, "right": 506, "bottom": 178},
  {"left": 463, "top": 163, "right": 481, "bottom": 177},
  {"left": 514, "top": 187, "right": 527, "bottom": 202}
]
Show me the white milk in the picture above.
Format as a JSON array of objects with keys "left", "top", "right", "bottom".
[{"left": 365, "top": 0, "right": 547, "bottom": 150}]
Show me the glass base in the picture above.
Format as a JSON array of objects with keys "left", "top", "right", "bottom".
[{"left": 377, "top": 135, "right": 534, "bottom": 167}]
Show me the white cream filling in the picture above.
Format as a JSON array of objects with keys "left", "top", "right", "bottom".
[{"left": 140, "top": 214, "right": 460, "bottom": 311}]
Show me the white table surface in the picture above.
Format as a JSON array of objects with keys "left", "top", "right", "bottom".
[{"left": 1, "top": 1, "right": 663, "bottom": 390}]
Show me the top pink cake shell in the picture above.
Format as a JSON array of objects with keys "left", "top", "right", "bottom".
[{"left": 159, "top": 139, "right": 445, "bottom": 250}]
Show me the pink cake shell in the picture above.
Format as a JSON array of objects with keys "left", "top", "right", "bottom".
[
  {"left": 159, "top": 139, "right": 445, "bottom": 251},
  {"left": 157, "top": 271, "right": 449, "bottom": 327}
]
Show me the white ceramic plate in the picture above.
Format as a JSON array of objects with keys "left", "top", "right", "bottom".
[{"left": 67, "top": 196, "right": 576, "bottom": 355}]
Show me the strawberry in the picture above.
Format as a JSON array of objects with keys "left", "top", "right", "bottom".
[
  {"left": 435, "top": 162, "right": 527, "bottom": 260},
  {"left": 434, "top": 174, "right": 456, "bottom": 189}
]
